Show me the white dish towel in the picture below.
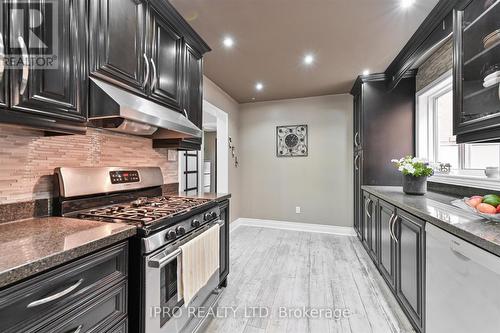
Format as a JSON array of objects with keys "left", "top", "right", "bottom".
[{"left": 179, "top": 224, "right": 220, "bottom": 306}]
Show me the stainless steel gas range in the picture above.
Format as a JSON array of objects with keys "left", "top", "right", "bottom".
[{"left": 53, "top": 167, "right": 226, "bottom": 333}]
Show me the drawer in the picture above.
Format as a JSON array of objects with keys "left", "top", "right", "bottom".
[
  {"left": 0, "top": 242, "right": 128, "bottom": 333},
  {"left": 34, "top": 281, "right": 127, "bottom": 333}
]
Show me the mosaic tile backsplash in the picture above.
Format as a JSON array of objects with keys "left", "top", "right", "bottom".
[{"left": 0, "top": 125, "right": 178, "bottom": 204}]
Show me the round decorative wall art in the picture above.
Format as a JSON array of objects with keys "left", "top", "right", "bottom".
[{"left": 276, "top": 125, "right": 308, "bottom": 157}]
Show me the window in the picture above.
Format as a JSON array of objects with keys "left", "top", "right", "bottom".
[{"left": 416, "top": 72, "right": 500, "bottom": 183}]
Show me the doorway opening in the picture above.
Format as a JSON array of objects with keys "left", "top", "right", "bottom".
[{"left": 178, "top": 101, "right": 229, "bottom": 194}]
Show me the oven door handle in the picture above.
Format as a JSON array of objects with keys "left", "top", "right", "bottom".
[
  {"left": 147, "top": 220, "right": 222, "bottom": 269},
  {"left": 148, "top": 248, "right": 181, "bottom": 269}
]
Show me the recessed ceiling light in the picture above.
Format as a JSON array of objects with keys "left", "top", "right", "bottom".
[
  {"left": 255, "top": 82, "right": 264, "bottom": 91},
  {"left": 303, "top": 54, "right": 315, "bottom": 65},
  {"left": 401, "top": 0, "right": 415, "bottom": 8},
  {"left": 223, "top": 36, "right": 234, "bottom": 48},
  {"left": 362, "top": 69, "right": 370, "bottom": 76}
]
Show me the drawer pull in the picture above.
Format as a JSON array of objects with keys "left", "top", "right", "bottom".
[{"left": 27, "top": 278, "right": 83, "bottom": 308}]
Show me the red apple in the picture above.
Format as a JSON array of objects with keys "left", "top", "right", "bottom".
[{"left": 496, "top": 205, "right": 500, "bottom": 214}]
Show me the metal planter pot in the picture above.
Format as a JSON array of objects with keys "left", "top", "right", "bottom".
[{"left": 403, "top": 175, "right": 427, "bottom": 195}]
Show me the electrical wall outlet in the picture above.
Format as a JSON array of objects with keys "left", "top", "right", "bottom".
[{"left": 296, "top": 206, "right": 301, "bottom": 214}]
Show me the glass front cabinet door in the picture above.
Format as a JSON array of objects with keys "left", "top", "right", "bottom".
[{"left": 454, "top": 0, "right": 500, "bottom": 143}]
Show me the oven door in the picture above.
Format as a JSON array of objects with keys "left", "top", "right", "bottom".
[{"left": 144, "top": 221, "right": 221, "bottom": 333}]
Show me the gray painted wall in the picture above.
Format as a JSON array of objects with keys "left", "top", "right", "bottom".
[{"left": 239, "top": 94, "right": 353, "bottom": 227}]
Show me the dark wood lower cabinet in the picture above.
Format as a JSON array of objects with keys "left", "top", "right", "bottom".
[
  {"left": 377, "top": 200, "right": 396, "bottom": 290},
  {"left": 358, "top": 192, "right": 425, "bottom": 333},
  {"left": 394, "top": 209, "right": 425, "bottom": 331},
  {"left": 219, "top": 200, "right": 230, "bottom": 287},
  {"left": 362, "top": 192, "right": 370, "bottom": 249},
  {"left": 35, "top": 281, "right": 127, "bottom": 333},
  {"left": 353, "top": 152, "right": 363, "bottom": 238},
  {"left": 362, "top": 192, "right": 378, "bottom": 262},
  {"left": 0, "top": 242, "right": 129, "bottom": 333}
]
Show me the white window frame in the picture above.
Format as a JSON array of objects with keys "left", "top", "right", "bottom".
[{"left": 416, "top": 70, "right": 500, "bottom": 191}]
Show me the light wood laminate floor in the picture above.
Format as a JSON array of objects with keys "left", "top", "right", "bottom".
[{"left": 204, "top": 225, "right": 415, "bottom": 333}]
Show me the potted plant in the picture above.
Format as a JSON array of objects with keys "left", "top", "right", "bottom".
[{"left": 391, "top": 156, "right": 433, "bottom": 195}]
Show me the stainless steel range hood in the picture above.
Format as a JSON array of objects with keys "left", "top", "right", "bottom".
[{"left": 88, "top": 78, "right": 202, "bottom": 139}]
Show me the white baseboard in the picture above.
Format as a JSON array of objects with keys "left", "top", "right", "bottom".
[{"left": 230, "top": 218, "right": 356, "bottom": 236}]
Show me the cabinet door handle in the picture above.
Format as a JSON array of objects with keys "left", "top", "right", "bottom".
[
  {"left": 143, "top": 53, "right": 149, "bottom": 88},
  {"left": 26, "top": 278, "right": 83, "bottom": 308},
  {"left": 365, "top": 199, "right": 372, "bottom": 219},
  {"left": 354, "top": 155, "right": 360, "bottom": 170},
  {"left": 18, "top": 36, "right": 29, "bottom": 96},
  {"left": 391, "top": 215, "right": 399, "bottom": 243},
  {"left": 150, "top": 58, "right": 157, "bottom": 90},
  {"left": 0, "top": 33, "right": 4, "bottom": 82},
  {"left": 354, "top": 132, "right": 360, "bottom": 147},
  {"left": 388, "top": 213, "right": 395, "bottom": 241}
]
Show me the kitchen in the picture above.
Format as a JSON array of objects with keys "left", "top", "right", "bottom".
[{"left": 0, "top": 0, "right": 499, "bottom": 332}]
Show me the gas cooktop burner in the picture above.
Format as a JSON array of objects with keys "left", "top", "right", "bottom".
[{"left": 77, "top": 196, "right": 212, "bottom": 226}]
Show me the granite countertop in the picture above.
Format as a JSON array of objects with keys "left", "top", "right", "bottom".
[
  {"left": 362, "top": 186, "right": 500, "bottom": 256},
  {"left": 0, "top": 217, "right": 136, "bottom": 289},
  {"left": 180, "top": 192, "right": 232, "bottom": 202}
]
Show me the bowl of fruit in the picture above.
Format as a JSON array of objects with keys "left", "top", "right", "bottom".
[{"left": 451, "top": 194, "right": 500, "bottom": 222}]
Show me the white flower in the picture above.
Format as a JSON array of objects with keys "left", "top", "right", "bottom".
[
  {"left": 405, "top": 165, "right": 416, "bottom": 174},
  {"left": 398, "top": 166, "right": 404, "bottom": 172},
  {"left": 391, "top": 159, "right": 399, "bottom": 163}
]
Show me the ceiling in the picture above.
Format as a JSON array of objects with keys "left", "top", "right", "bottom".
[{"left": 170, "top": 0, "right": 439, "bottom": 103}]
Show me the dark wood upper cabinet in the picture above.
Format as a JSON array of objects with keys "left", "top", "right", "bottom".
[
  {"left": 453, "top": 0, "right": 500, "bottom": 143},
  {"left": 89, "top": 0, "right": 148, "bottom": 94},
  {"left": 353, "top": 92, "right": 362, "bottom": 151},
  {"left": 148, "top": 3, "right": 183, "bottom": 110},
  {"left": 183, "top": 44, "right": 203, "bottom": 129},
  {"left": 0, "top": 0, "right": 209, "bottom": 136},
  {"left": 8, "top": 0, "right": 87, "bottom": 123},
  {"left": 89, "top": 0, "right": 210, "bottom": 142},
  {"left": 351, "top": 73, "right": 415, "bottom": 187}
]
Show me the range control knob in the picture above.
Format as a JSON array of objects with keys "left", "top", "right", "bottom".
[
  {"left": 211, "top": 211, "right": 218, "bottom": 219},
  {"left": 176, "top": 226, "right": 186, "bottom": 236},
  {"left": 166, "top": 230, "right": 177, "bottom": 240},
  {"left": 204, "top": 212, "right": 212, "bottom": 221},
  {"left": 191, "top": 219, "right": 200, "bottom": 228}
]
